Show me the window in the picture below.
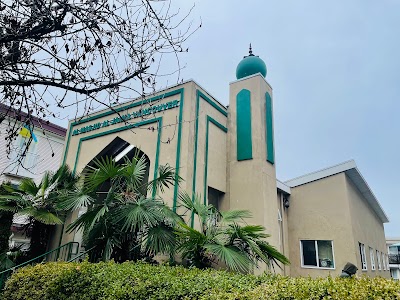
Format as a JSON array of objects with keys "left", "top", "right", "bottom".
[
  {"left": 369, "top": 247, "right": 375, "bottom": 270},
  {"left": 207, "top": 187, "right": 224, "bottom": 211},
  {"left": 6, "top": 127, "right": 39, "bottom": 176},
  {"left": 300, "top": 240, "right": 334, "bottom": 269},
  {"left": 382, "top": 252, "right": 386, "bottom": 270},
  {"left": 377, "top": 250, "right": 382, "bottom": 270},
  {"left": 359, "top": 243, "right": 367, "bottom": 270},
  {"left": 391, "top": 269, "right": 399, "bottom": 280}
]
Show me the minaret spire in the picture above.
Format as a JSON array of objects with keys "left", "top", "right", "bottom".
[{"left": 249, "top": 43, "right": 254, "bottom": 56}]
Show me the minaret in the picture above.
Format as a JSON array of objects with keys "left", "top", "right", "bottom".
[{"left": 227, "top": 45, "right": 279, "bottom": 269}]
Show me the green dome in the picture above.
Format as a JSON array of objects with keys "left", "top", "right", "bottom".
[{"left": 236, "top": 45, "right": 267, "bottom": 79}]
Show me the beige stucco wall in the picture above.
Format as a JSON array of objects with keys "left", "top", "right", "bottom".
[
  {"left": 287, "top": 173, "right": 356, "bottom": 277},
  {"left": 58, "top": 80, "right": 229, "bottom": 245},
  {"left": 346, "top": 175, "right": 390, "bottom": 278},
  {"left": 288, "top": 172, "right": 389, "bottom": 278},
  {"left": 277, "top": 191, "right": 290, "bottom": 275},
  {"left": 227, "top": 74, "right": 280, "bottom": 274}
]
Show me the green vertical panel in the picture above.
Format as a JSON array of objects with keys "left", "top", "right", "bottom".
[
  {"left": 265, "top": 92, "right": 275, "bottom": 164},
  {"left": 236, "top": 89, "right": 252, "bottom": 161}
]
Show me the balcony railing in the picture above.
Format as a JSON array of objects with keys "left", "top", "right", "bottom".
[{"left": 389, "top": 254, "right": 400, "bottom": 264}]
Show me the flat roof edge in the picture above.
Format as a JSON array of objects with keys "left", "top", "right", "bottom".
[
  {"left": 284, "top": 160, "right": 356, "bottom": 187},
  {"left": 277, "top": 179, "right": 291, "bottom": 194}
]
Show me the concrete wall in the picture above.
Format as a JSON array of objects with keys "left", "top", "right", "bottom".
[
  {"left": 287, "top": 173, "right": 356, "bottom": 277},
  {"left": 346, "top": 175, "right": 390, "bottom": 278}
]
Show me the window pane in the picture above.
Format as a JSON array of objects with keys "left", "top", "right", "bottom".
[
  {"left": 302, "top": 240, "right": 317, "bottom": 266},
  {"left": 317, "top": 240, "right": 334, "bottom": 268}
]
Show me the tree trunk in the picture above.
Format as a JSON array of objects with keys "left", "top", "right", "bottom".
[
  {"left": 0, "top": 212, "right": 13, "bottom": 254},
  {"left": 29, "top": 220, "right": 52, "bottom": 259}
]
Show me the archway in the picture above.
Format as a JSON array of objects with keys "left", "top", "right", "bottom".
[{"left": 83, "top": 136, "right": 151, "bottom": 197}]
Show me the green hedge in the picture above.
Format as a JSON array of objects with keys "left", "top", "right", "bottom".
[{"left": 2, "top": 262, "right": 400, "bottom": 300}]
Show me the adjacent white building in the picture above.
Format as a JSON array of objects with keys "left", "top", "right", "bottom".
[
  {"left": 0, "top": 104, "right": 66, "bottom": 184},
  {"left": 387, "top": 238, "right": 400, "bottom": 280},
  {"left": 0, "top": 104, "right": 67, "bottom": 248}
]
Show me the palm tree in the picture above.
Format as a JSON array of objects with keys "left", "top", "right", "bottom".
[
  {"left": 0, "top": 165, "right": 78, "bottom": 259},
  {"left": 58, "top": 153, "right": 182, "bottom": 262},
  {"left": 175, "top": 192, "right": 290, "bottom": 273}
]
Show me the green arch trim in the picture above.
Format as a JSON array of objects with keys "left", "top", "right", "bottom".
[
  {"left": 265, "top": 92, "right": 275, "bottom": 164},
  {"left": 72, "top": 117, "right": 162, "bottom": 198},
  {"left": 236, "top": 89, "right": 252, "bottom": 161},
  {"left": 62, "top": 88, "right": 184, "bottom": 209},
  {"left": 59, "top": 89, "right": 184, "bottom": 248}
]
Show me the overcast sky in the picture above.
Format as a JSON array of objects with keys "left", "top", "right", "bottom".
[
  {"left": 169, "top": 0, "right": 399, "bottom": 237},
  {"left": 57, "top": 1, "right": 399, "bottom": 237}
]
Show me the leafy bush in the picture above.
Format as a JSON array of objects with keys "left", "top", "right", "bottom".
[
  {"left": 2, "top": 261, "right": 399, "bottom": 300},
  {"left": 243, "top": 275, "right": 400, "bottom": 300},
  {"left": 1, "top": 261, "right": 263, "bottom": 300}
]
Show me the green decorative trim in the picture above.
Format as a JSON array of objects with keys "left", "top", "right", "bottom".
[
  {"left": 196, "top": 90, "right": 228, "bottom": 117},
  {"left": 265, "top": 92, "right": 275, "bottom": 164},
  {"left": 172, "top": 90, "right": 184, "bottom": 211},
  {"left": 62, "top": 88, "right": 183, "bottom": 166},
  {"left": 62, "top": 127, "right": 73, "bottom": 166},
  {"left": 59, "top": 88, "right": 185, "bottom": 248},
  {"left": 152, "top": 118, "right": 163, "bottom": 198},
  {"left": 191, "top": 90, "right": 228, "bottom": 227},
  {"left": 72, "top": 118, "right": 162, "bottom": 176},
  {"left": 203, "top": 116, "right": 227, "bottom": 205},
  {"left": 236, "top": 89, "right": 253, "bottom": 161}
]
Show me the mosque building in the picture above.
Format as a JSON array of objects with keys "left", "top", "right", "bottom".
[{"left": 55, "top": 46, "right": 390, "bottom": 278}]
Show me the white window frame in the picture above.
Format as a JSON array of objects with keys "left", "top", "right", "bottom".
[
  {"left": 359, "top": 243, "right": 367, "bottom": 271},
  {"left": 377, "top": 250, "right": 382, "bottom": 270},
  {"left": 369, "top": 247, "right": 376, "bottom": 271},
  {"left": 300, "top": 240, "right": 335, "bottom": 270},
  {"left": 386, "top": 254, "right": 390, "bottom": 270},
  {"left": 382, "top": 252, "right": 386, "bottom": 270}
]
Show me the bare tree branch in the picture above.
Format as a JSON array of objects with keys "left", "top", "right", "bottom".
[{"left": 0, "top": 0, "right": 199, "bottom": 174}]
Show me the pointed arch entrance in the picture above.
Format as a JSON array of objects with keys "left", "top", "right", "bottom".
[{"left": 83, "top": 136, "right": 151, "bottom": 197}]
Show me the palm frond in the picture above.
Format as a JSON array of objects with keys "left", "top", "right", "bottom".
[
  {"left": 177, "top": 191, "right": 211, "bottom": 227},
  {"left": 38, "top": 172, "right": 51, "bottom": 196},
  {"left": 0, "top": 183, "right": 18, "bottom": 194},
  {"left": 85, "top": 156, "right": 121, "bottom": 191},
  {"left": 257, "top": 240, "right": 290, "bottom": 266},
  {"left": 144, "top": 224, "right": 176, "bottom": 255},
  {"left": 102, "top": 238, "right": 115, "bottom": 262},
  {"left": 114, "top": 197, "right": 165, "bottom": 232},
  {"left": 66, "top": 205, "right": 108, "bottom": 232},
  {"left": 19, "top": 207, "right": 63, "bottom": 225},
  {"left": 147, "top": 164, "right": 180, "bottom": 194},
  {"left": 220, "top": 210, "right": 252, "bottom": 223},
  {"left": 158, "top": 204, "right": 184, "bottom": 226},
  {"left": 121, "top": 154, "right": 147, "bottom": 191},
  {"left": 18, "top": 178, "right": 38, "bottom": 196},
  {"left": 204, "top": 243, "right": 253, "bottom": 273},
  {"left": 0, "top": 200, "right": 20, "bottom": 212},
  {"left": 56, "top": 192, "right": 95, "bottom": 211},
  {"left": 175, "top": 222, "right": 208, "bottom": 257}
]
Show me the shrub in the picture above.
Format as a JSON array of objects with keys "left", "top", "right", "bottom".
[
  {"left": 1, "top": 261, "right": 263, "bottom": 300},
  {"left": 2, "top": 262, "right": 399, "bottom": 300},
  {"left": 241, "top": 275, "right": 400, "bottom": 300}
]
